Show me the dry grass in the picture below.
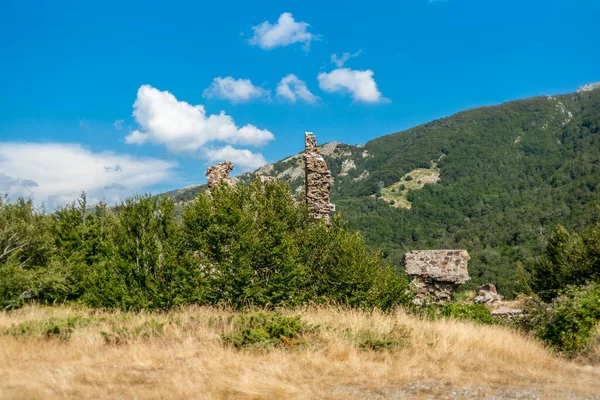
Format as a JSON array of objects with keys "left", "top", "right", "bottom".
[{"left": 1, "top": 305, "right": 599, "bottom": 399}]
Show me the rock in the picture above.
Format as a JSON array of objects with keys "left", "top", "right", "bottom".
[
  {"left": 491, "top": 306, "right": 524, "bottom": 321},
  {"left": 576, "top": 82, "right": 600, "bottom": 93},
  {"left": 474, "top": 283, "right": 503, "bottom": 305},
  {"left": 403, "top": 250, "right": 470, "bottom": 305},
  {"left": 304, "top": 132, "right": 333, "bottom": 224},
  {"left": 206, "top": 161, "right": 234, "bottom": 189},
  {"left": 338, "top": 159, "right": 356, "bottom": 177}
]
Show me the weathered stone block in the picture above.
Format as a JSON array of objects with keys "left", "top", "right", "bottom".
[
  {"left": 403, "top": 250, "right": 470, "bottom": 305},
  {"left": 403, "top": 250, "right": 470, "bottom": 284}
]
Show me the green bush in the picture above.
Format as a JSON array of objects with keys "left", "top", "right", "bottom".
[
  {"left": 0, "top": 197, "right": 65, "bottom": 309},
  {"left": 440, "top": 303, "right": 497, "bottom": 325},
  {"left": 0, "top": 180, "right": 410, "bottom": 311},
  {"left": 222, "top": 312, "right": 312, "bottom": 349},
  {"left": 3, "top": 315, "right": 98, "bottom": 341},
  {"left": 523, "top": 283, "right": 600, "bottom": 356},
  {"left": 527, "top": 223, "right": 600, "bottom": 301},
  {"left": 182, "top": 179, "right": 410, "bottom": 310},
  {"left": 353, "top": 324, "right": 411, "bottom": 351}
]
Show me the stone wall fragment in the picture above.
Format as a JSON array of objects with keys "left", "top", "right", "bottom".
[
  {"left": 206, "top": 161, "right": 234, "bottom": 189},
  {"left": 403, "top": 249, "right": 470, "bottom": 305},
  {"left": 303, "top": 132, "right": 333, "bottom": 224}
]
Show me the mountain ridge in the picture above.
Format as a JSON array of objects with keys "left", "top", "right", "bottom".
[{"left": 166, "top": 86, "right": 600, "bottom": 296}]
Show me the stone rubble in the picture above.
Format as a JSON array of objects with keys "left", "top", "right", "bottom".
[
  {"left": 403, "top": 250, "right": 470, "bottom": 305},
  {"left": 303, "top": 132, "right": 333, "bottom": 224},
  {"left": 474, "top": 283, "right": 503, "bottom": 305},
  {"left": 206, "top": 161, "right": 234, "bottom": 189}
]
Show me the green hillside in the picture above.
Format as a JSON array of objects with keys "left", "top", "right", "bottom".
[{"left": 169, "top": 87, "right": 600, "bottom": 296}]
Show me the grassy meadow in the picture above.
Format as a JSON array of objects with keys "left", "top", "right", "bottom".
[{"left": 1, "top": 305, "right": 599, "bottom": 399}]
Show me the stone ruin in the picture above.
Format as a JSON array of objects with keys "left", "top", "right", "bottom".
[
  {"left": 303, "top": 132, "right": 334, "bottom": 224},
  {"left": 206, "top": 161, "right": 234, "bottom": 189},
  {"left": 403, "top": 250, "right": 470, "bottom": 305},
  {"left": 474, "top": 283, "right": 503, "bottom": 305}
]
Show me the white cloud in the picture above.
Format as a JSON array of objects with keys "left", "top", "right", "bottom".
[
  {"left": 205, "top": 145, "right": 266, "bottom": 171},
  {"left": 276, "top": 74, "right": 318, "bottom": 103},
  {"left": 317, "top": 68, "right": 386, "bottom": 103},
  {"left": 203, "top": 76, "right": 269, "bottom": 103},
  {"left": 330, "top": 50, "right": 363, "bottom": 68},
  {"left": 0, "top": 142, "right": 176, "bottom": 207},
  {"left": 248, "top": 12, "right": 317, "bottom": 50},
  {"left": 125, "top": 85, "right": 272, "bottom": 171}
]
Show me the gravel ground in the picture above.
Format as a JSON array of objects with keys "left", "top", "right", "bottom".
[{"left": 332, "top": 382, "right": 600, "bottom": 399}]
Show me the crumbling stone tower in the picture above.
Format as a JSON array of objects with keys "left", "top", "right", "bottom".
[
  {"left": 303, "top": 132, "right": 333, "bottom": 224},
  {"left": 206, "top": 161, "right": 234, "bottom": 189}
]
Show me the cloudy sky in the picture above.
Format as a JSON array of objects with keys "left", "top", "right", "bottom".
[{"left": 1, "top": 0, "right": 599, "bottom": 206}]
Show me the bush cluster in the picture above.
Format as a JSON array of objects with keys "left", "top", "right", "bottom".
[
  {"left": 0, "top": 179, "right": 410, "bottom": 311},
  {"left": 524, "top": 283, "right": 600, "bottom": 356},
  {"left": 221, "top": 312, "right": 311, "bottom": 349},
  {"left": 520, "top": 222, "right": 600, "bottom": 356}
]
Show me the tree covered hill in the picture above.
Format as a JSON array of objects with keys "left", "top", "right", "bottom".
[{"left": 167, "top": 86, "right": 600, "bottom": 296}]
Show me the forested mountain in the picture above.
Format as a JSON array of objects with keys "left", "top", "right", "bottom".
[{"left": 167, "top": 86, "right": 600, "bottom": 296}]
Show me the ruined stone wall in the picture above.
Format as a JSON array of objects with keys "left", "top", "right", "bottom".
[
  {"left": 206, "top": 161, "right": 234, "bottom": 189},
  {"left": 303, "top": 132, "right": 332, "bottom": 224},
  {"left": 403, "top": 250, "right": 470, "bottom": 305}
]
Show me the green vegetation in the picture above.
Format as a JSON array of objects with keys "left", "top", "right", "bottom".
[
  {"left": 524, "top": 222, "right": 600, "bottom": 301},
  {"left": 169, "top": 89, "right": 600, "bottom": 298},
  {"left": 440, "top": 303, "right": 497, "bottom": 325},
  {"left": 0, "top": 179, "right": 410, "bottom": 311},
  {"left": 520, "top": 221, "right": 600, "bottom": 356},
  {"left": 231, "top": 89, "right": 600, "bottom": 297},
  {"left": 4, "top": 315, "right": 98, "bottom": 341},
  {"left": 353, "top": 324, "right": 411, "bottom": 351},
  {"left": 379, "top": 161, "right": 441, "bottom": 209},
  {"left": 524, "top": 284, "right": 600, "bottom": 356},
  {"left": 338, "top": 90, "right": 600, "bottom": 296},
  {"left": 222, "top": 312, "right": 312, "bottom": 349}
]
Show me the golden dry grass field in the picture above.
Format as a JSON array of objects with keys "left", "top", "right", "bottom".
[{"left": 1, "top": 305, "right": 599, "bottom": 399}]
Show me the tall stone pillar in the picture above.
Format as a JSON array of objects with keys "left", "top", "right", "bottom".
[{"left": 303, "top": 132, "right": 333, "bottom": 224}]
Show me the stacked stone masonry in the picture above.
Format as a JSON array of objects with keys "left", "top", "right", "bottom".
[
  {"left": 303, "top": 132, "right": 333, "bottom": 224},
  {"left": 206, "top": 161, "right": 234, "bottom": 189},
  {"left": 403, "top": 250, "right": 470, "bottom": 305}
]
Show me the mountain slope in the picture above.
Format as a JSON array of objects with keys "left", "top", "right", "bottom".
[{"left": 167, "top": 87, "right": 600, "bottom": 295}]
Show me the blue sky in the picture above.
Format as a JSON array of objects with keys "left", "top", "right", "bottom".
[{"left": 1, "top": 0, "right": 599, "bottom": 206}]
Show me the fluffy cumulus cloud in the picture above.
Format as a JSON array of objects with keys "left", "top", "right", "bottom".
[
  {"left": 276, "top": 74, "right": 318, "bottom": 103},
  {"left": 330, "top": 50, "right": 363, "bottom": 68},
  {"left": 0, "top": 142, "right": 175, "bottom": 207},
  {"left": 126, "top": 85, "right": 272, "bottom": 171},
  {"left": 203, "top": 77, "right": 269, "bottom": 103},
  {"left": 248, "top": 12, "right": 317, "bottom": 50},
  {"left": 317, "top": 68, "right": 386, "bottom": 103},
  {"left": 205, "top": 145, "right": 266, "bottom": 169}
]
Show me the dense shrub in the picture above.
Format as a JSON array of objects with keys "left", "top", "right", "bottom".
[
  {"left": 440, "top": 303, "right": 497, "bottom": 325},
  {"left": 526, "top": 223, "right": 600, "bottom": 301},
  {"left": 221, "top": 312, "right": 312, "bottom": 349},
  {"left": 0, "top": 180, "right": 410, "bottom": 311},
  {"left": 523, "top": 283, "right": 600, "bottom": 356},
  {"left": 181, "top": 179, "right": 410, "bottom": 310},
  {"left": 0, "top": 197, "right": 65, "bottom": 309}
]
